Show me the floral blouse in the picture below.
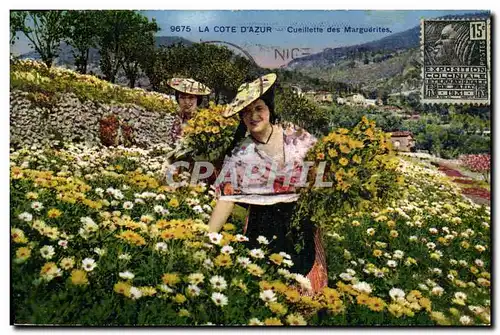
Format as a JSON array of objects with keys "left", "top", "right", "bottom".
[
  {"left": 214, "top": 123, "right": 317, "bottom": 205},
  {"left": 168, "top": 109, "right": 194, "bottom": 144}
]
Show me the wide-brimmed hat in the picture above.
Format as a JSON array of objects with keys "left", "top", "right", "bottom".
[
  {"left": 166, "top": 78, "right": 212, "bottom": 96},
  {"left": 222, "top": 73, "right": 277, "bottom": 118}
]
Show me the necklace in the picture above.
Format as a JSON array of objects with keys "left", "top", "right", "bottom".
[{"left": 251, "top": 125, "right": 274, "bottom": 145}]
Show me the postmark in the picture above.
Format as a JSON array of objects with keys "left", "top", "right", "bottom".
[{"left": 421, "top": 18, "right": 491, "bottom": 105}]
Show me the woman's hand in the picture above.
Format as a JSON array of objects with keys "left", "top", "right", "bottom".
[{"left": 207, "top": 200, "right": 235, "bottom": 232}]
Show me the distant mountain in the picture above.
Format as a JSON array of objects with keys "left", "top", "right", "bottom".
[
  {"left": 287, "top": 11, "right": 489, "bottom": 70},
  {"left": 286, "top": 11, "right": 490, "bottom": 93},
  {"left": 155, "top": 36, "right": 193, "bottom": 48},
  {"left": 18, "top": 36, "right": 194, "bottom": 65},
  {"left": 286, "top": 26, "right": 420, "bottom": 70}
]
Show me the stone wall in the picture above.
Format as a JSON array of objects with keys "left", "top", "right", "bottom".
[{"left": 10, "top": 90, "right": 177, "bottom": 148}]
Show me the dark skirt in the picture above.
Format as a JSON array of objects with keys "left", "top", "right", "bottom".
[{"left": 245, "top": 202, "right": 316, "bottom": 275}]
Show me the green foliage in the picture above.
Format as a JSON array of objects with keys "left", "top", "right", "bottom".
[
  {"left": 143, "top": 43, "right": 254, "bottom": 103},
  {"left": 275, "top": 87, "right": 330, "bottom": 137},
  {"left": 120, "top": 16, "right": 160, "bottom": 88},
  {"left": 293, "top": 117, "right": 402, "bottom": 239},
  {"left": 178, "top": 103, "right": 239, "bottom": 162},
  {"left": 63, "top": 10, "right": 102, "bottom": 74},
  {"left": 96, "top": 11, "right": 159, "bottom": 84},
  {"left": 10, "top": 10, "right": 69, "bottom": 68},
  {"left": 10, "top": 10, "right": 27, "bottom": 45},
  {"left": 403, "top": 116, "right": 490, "bottom": 158},
  {"left": 10, "top": 59, "right": 177, "bottom": 114}
]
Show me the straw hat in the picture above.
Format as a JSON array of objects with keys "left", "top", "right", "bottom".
[
  {"left": 166, "top": 78, "right": 212, "bottom": 96},
  {"left": 222, "top": 73, "right": 277, "bottom": 118}
]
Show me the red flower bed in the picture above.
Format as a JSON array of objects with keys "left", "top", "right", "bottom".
[
  {"left": 438, "top": 165, "right": 466, "bottom": 178},
  {"left": 452, "top": 178, "right": 476, "bottom": 185},
  {"left": 99, "top": 114, "right": 135, "bottom": 147},
  {"left": 461, "top": 187, "right": 491, "bottom": 200}
]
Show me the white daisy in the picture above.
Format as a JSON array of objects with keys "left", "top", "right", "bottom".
[
  {"left": 389, "top": 288, "right": 405, "bottom": 300},
  {"left": 207, "top": 232, "right": 223, "bottom": 245},
  {"left": 431, "top": 286, "right": 444, "bottom": 296},
  {"left": 192, "top": 205, "right": 204, "bottom": 214},
  {"left": 211, "top": 292, "right": 228, "bottom": 307},
  {"left": 187, "top": 284, "right": 201, "bottom": 297},
  {"left": 387, "top": 260, "right": 397, "bottom": 268},
  {"left": 123, "top": 201, "right": 134, "bottom": 210},
  {"left": 154, "top": 205, "right": 164, "bottom": 213},
  {"left": 256, "top": 235, "right": 269, "bottom": 245},
  {"left": 236, "top": 257, "right": 252, "bottom": 267},
  {"left": 129, "top": 287, "right": 142, "bottom": 299},
  {"left": 459, "top": 316, "right": 473, "bottom": 325},
  {"left": 339, "top": 273, "right": 353, "bottom": 282},
  {"left": 119, "top": 271, "right": 135, "bottom": 280},
  {"left": 235, "top": 234, "right": 248, "bottom": 242},
  {"left": 18, "top": 212, "right": 33, "bottom": 222},
  {"left": 295, "top": 274, "right": 312, "bottom": 291},
  {"left": 57, "top": 240, "right": 68, "bottom": 249},
  {"left": 82, "top": 258, "right": 97, "bottom": 272},
  {"left": 248, "top": 318, "right": 264, "bottom": 326},
  {"left": 249, "top": 248, "right": 265, "bottom": 259},
  {"left": 259, "top": 289, "right": 277, "bottom": 303},
  {"left": 40, "top": 245, "right": 55, "bottom": 259},
  {"left": 279, "top": 252, "right": 292, "bottom": 259},
  {"left": 203, "top": 258, "right": 214, "bottom": 269},
  {"left": 353, "top": 281, "right": 373, "bottom": 294},
  {"left": 155, "top": 242, "right": 168, "bottom": 253},
  {"left": 209, "top": 275, "right": 227, "bottom": 291},
  {"left": 393, "top": 250, "right": 404, "bottom": 259},
  {"left": 31, "top": 201, "right": 44, "bottom": 211},
  {"left": 220, "top": 245, "right": 235, "bottom": 255}
]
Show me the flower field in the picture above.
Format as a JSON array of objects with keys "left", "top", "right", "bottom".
[{"left": 10, "top": 141, "right": 491, "bottom": 326}]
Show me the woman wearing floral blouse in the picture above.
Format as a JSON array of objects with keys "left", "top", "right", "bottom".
[{"left": 208, "top": 74, "right": 328, "bottom": 293}]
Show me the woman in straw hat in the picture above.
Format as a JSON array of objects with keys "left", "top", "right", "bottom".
[
  {"left": 207, "top": 74, "right": 328, "bottom": 294},
  {"left": 166, "top": 77, "right": 212, "bottom": 144}
]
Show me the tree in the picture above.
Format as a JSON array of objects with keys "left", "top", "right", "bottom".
[
  {"left": 97, "top": 10, "right": 149, "bottom": 83},
  {"left": 144, "top": 42, "right": 255, "bottom": 103},
  {"left": 64, "top": 10, "right": 101, "bottom": 74},
  {"left": 121, "top": 16, "right": 160, "bottom": 88},
  {"left": 10, "top": 11, "right": 27, "bottom": 45},
  {"left": 10, "top": 10, "right": 68, "bottom": 67}
]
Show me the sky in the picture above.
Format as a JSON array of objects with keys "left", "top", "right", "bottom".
[{"left": 11, "top": 10, "right": 485, "bottom": 68}]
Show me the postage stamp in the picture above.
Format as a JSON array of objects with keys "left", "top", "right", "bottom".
[{"left": 421, "top": 18, "right": 491, "bottom": 105}]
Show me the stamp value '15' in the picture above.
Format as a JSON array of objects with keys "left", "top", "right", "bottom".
[{"left": 421, "top": 18, "right": 491, "bottom": 105}]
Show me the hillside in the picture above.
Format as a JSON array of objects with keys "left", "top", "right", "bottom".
[
  {"left": 287, "top": 26, "right": 420, "bottom": 70},
  {"left": 296, "top": 48, "right": 421, "bottom": 94},
  {"left": 287, "top": 11, "right": 490, "bottom": 93}
]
